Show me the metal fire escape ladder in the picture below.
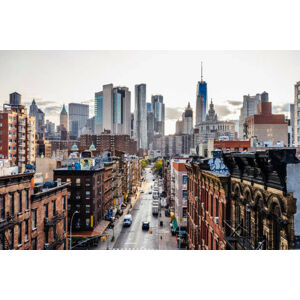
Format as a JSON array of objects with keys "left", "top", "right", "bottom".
[{"left": 224, "top": 220, "right": 256, "bottom": 250}]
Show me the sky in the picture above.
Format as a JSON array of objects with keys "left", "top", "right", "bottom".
[{"left": 0, "top": 50, "right": 299, "bottom": 135}]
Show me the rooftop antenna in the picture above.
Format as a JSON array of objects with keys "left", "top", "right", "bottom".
[{"left": 201, "top": 61, "right": 203, "bottom": 81}]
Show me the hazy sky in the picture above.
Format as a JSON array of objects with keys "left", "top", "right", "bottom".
[{"left": 0, "top": 50, "right": 299, "bottom": 135}]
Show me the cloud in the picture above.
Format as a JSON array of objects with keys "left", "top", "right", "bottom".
[
  {"left": 273, "top": 103, "right": 290, "bottom": 114},
  {"left": 165, "top": 107, "right": 184, "bottom": 120},
  {"left": 44, "top": 105, "right": 62, "bottom": 115},
  {"left": 227, "top": 100, "right": 242, "bottom": 106},
  {"left": 214, "top": 104, "right": 236, "bottom": 118}
]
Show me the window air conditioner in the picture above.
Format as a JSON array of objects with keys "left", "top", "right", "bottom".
[{"left": 214, "top": 217, "right": 219, "bottom": 225}]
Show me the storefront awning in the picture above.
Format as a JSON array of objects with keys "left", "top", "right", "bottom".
[
  {"left": 68, "top": 220, "right": 110, "bottom": 238},
  {"left": 172, "top": 218, "right": 178, "bottom": 231}
]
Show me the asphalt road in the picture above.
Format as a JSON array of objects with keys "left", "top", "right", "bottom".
[{"left": 113, "top": 168, "right": 159, "bottom": 250}]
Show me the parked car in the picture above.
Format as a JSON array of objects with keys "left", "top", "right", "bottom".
[{"left": 142, "top": 221, "right": 150, "bottom": 230}]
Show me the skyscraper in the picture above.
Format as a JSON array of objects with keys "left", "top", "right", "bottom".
[
  {"left": 238, "top": 93, "right": 263, "bottom": 139},
  {"left": 182, "top": 102, "right": 193, "bottom": 134},
  {"left": 290, "top": 104, "right": 295, "bottom": 146},
  {"left": 68, "top": 103, "right": 89, "bottom": 138},
  {"left": 94, "top": 84, "right": 131, "bottom": 135},
  {"left": 147, "top": 102, "right": 154, "bottom": 149},
  {"left": 151, "top": 95, "right": 165, "bottom": 136},
  {"left": 134, "top": 84, "right": 147, "bottom": 150},
  {"left": 29, "top": 99, "right": 45, "bottom": 134},
  {"left": 60, "top": 104, "right": 68, "bottom": 131},
  {"left": 196, "top": 62, "right": 207, "bottom": 125},
  {"left": 294, "top": 81, "right": 300, "bottom": 146}
]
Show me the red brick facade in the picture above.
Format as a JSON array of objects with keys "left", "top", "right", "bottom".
[{"left": 186, "top": 162, "right": 230, "bottom": 250}]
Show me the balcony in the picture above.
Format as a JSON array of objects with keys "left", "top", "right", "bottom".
[
  {"left": 0, "top": 214, "right": 17, "bottom": 232},
  {"left": 44, "top": 235, "right": 65, "bottom": 250},
  {"left": 44, "top": 212, "right": 65, "bottom": 228}
]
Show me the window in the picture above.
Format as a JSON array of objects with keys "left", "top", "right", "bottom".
[
  {"left": 18, "top": 223, "right": 22, "bottom": 245},
  {"left": 44, "top": 203, "right": 49, "bottom": 218},
  {"left": 211, "top": 232, "right": 213, "bottom": 250},
  {"left": 63, "top": 218, "right": 66, "bottom": 232},
  {"left": 25, "top": 219, "right": 29, "bottom": 242},
  {"left": 210, "top": 195, "right": 213, "bottom": 216},
  {"left": 9, "top": 228, "right": 14, "bottom": 249},
  {"left": 53, "top": 224, "right": 57, "bottom": 240},
  {"left": 18, "top": 191, "right": 22, "bottom": 213},
  {"left": 10, "top": 194, "right": 14, "bottom": 216},
  {"left": 32, "top": 238, "right": 37, "bottom": 250},
  {"left": 52, "top": 200, "right": 56, "bottom": 216},
  {"left": 216, "top": 198, "right": 219, "bottom": 218},
  {"left": 182, "top": 175, "right": 188, "bottom": 185},
  {"left": 32, "top": 209, "right": 37, "bottom": 229},
  {"left": 0, "top": 195, "right": 4, "bottom": 220},
  {"left": 206, "top": 191, "right": 208, "bottom": 212},
  {"left": 85, "top": 204, "right": 90, "bottom": 214},
  {"left": 216, "top": 240, "right": 219, "bottom": 250},
  {"left": 63, "top": 196, "right": 66, "bottom": 210},
  {"left": 0, "top": 232, "right": 4, "bottom": 250},
  {"left": 86, "top": 191, "right": 90, "bottom": 197},
  {"left": 182, "top": 207, "right": 187, "bottom": 218},
  {"left": 25, "top": 190, "right": 29, "bottom": 210},
  {"left": 76, "top": 178, "right": 81, "bottom": 186},
  {"left": 86, "top": 218, "right": 90, "bottom": 227},
  {"left": 182, "top": 190, "right": 188, "bottom": 200}
]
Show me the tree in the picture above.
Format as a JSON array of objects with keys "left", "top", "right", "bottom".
[
  {"left": 153, "top": 160, "right": 163, "bottom": 177},
  {"left": 141, "top": 159, "right": 148, "bottom": 169}
]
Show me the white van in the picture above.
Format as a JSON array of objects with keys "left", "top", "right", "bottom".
[{"left": 123, "top": 214, "right": 132, "bottom": 227}]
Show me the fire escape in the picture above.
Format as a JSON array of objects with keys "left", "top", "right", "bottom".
[
  {"left": 44, "top": 211, "right": 65, "bottom": 250},
  {"left": 0, "top": 213, "right": 18, "bottom": 250},
  {"left": 224, "top": 220, "right": 265, "bottom": 250}
]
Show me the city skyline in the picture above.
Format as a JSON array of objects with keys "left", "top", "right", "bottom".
[{"left": 0, "top": 50, "right": 300, "bottom": 135}]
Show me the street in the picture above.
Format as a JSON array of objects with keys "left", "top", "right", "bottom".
[{"left": 113, "top": 168, "right": 159, "bottom": 250}]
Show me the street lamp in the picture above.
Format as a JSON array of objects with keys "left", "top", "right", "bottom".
[{"left": 69, "top": 210, "right": 79, "bottom": 250}]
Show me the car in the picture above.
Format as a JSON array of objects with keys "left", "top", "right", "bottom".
[
  {"left": 142, "top": 221, "right": 150, "bottom": 230},
  {"left": 141, "top": 190, "right": 144, "bottom": 193}
]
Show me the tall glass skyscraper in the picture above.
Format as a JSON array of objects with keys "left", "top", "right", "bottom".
[
  {"left": 95, "top": 91, "right": 103, "bottom": 134},
  {"left": 69, "top": 103, "right": 89, "bottom": 138},
  {"left": 196, "top": 62, "right": 207, "bottom": 125},
  {"left": 151, "top": 95, "right": 165, "bottom": 136},
  {"left": 95, "top": 84, "right": 131, "bottom": 135}
]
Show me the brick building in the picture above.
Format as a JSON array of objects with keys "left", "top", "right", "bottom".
[
  {"left": 244, "top": 99, "right": 288, "bottom": 146},
  {"left": 54, "top": 167, "right": 104, "bottom": 232},
  {"left": 31, "top": 181, "right": 69, "bottom": 250},
  {"left": 0, "top": 172, "right": 68, "bottom": 250},
  {"left": 186, "top": 158, "right": 230, "bottom": 250},
  {"left": 0, "top": 172, "right": 34, "bottom": 250},
  {"left": 214, "top": 140, "right": 250, "bottom": 153},
  {"left": 80, "top": 133, "right": 137, "bottom": 156},
  {"left": 0, "top": 92, "right": 36, "bottom": 172}
]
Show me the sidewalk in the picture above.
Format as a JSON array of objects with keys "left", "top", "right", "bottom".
[{"left": 158, "top": 207, "right": 178, "bottom": 250}]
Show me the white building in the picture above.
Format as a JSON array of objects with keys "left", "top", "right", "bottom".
[
  {"left": 134, "top": 84, "right": 147, "bottom": 149},
  {"left": 172, "top": 159, "right": 188, "bottom": 229}
]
